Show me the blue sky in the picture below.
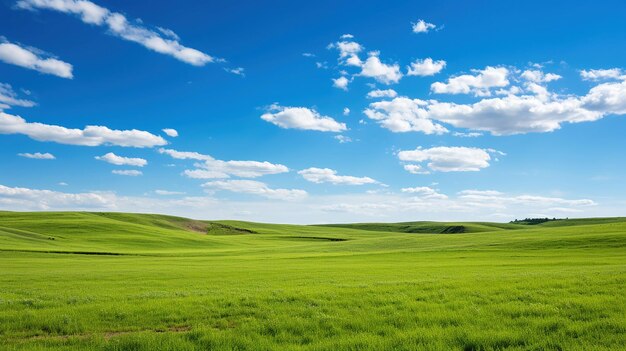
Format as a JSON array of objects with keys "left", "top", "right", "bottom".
[{"left": 1, "top": 0, "right": 625, "bottom": 223}]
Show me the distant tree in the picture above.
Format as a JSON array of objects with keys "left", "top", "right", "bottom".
[{"left": 510, "top": 217, "right": 563, "bottom": 225}]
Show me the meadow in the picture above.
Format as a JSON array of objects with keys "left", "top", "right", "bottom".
[{"left": 0, "top": 212, "right": 625, "bottom": 350}]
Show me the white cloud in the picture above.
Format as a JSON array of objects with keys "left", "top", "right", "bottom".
[
  {"left": 398, "top": 146, "right": 497, "bottom": 172},
  {"left": 581, "top": 79, "right": 626, "bottom": 115},
  {"left": 363, "top": 97, "right": 448, "bottom": 134},
  {"left": 186, "top": 159, "right": 289, "bottom": 179},
  {"left": 412, "top": 19, "right": 436, "bottom": 33},
  {"left": 359, "top": 54, "right": 403, "bottom": 84},
  {"left": 343, "top": 107, "right": 350, "bottom": 116},
  {"left": 329, "top": 40, "right": 363, "bottom": 62},
  {"left": 112, "top": 169, "right": 142, "bottom": 176},
  {"left": 162, "top": 128, "right": 178, "bottom": 137},
  {"left": 0, "top": 184, "right": 608, "bottom": 224},
  {"left": 225, "top": 67, "right": 245, "bottom": 76},
  {"left": 159, "top": 148, "right": 289, "bottom": 179},
  {"left": 407, "top": 58, "right": 446, "bottom": 76},
  {"left": 18, "top": 152, "right": 55, "bottom": 159},
  {"left": 0, "top": 83, "right": 36, "bottom": 108},
  {"left": 298, "top": 168, "right": 377, "bottom": 185},
  {"left": 183, "top": 169, "right": 230, "bottom": 179},
  {"left": 520, "top": 69, "right": 561, "bottom": 83},
  {"left": 332, "top": 76, "right": 350, "bottom": 90},
  {"left": 158, "top": 148, "right": 212, "bottom": 160},
  {"left": 367, "top": 89, "right": 398, "bottom": 99},
  {"left": 580, "top": 68, "right": 624, "bottom": 81},
  {"left": 340, "top": 34, "right": 354, "bottom": 39},
  {"left": 261, "top": 104, "right": 347, "bottom": 132},
  {"left": 431, "top": 66, "right": 509, "bottom": 96},
  {"left": 0, "top": 41, "right": 73, "bottom": 78},
  {"left": 427, "top": 94, "right": 602, "bottom": 135},
  {"left": 0, "top": 184, "right": 113, "bottom": 209},
  {"left": 0, "top": 111, "right": 167, "bottom": 147},
  {"left": 334, "top": 135, "right": 352, "bottom": 143},
  {"left": 453, "top": 131, "right": 482, "bottom": 137},
  {"left": 457, "top": 190, "right": 596, "bottom": 208},
  {"left": 17, "top": 0, "right": 215, "bottom": 66},
  {"left": 154, "top": 190, "right": 185, "bottom": 195},
  {"left": 403, "top": 164, "right": 429, "bottom": 174},
  {"left": 95, "top": 152, "right": 147, "bottom": 167},
  {"left": 358, "top": 65, "right": 626, "bottom": 135},
  {"left": 202, "top": 180, "right": 307, "bottom": 200},
  {"left": 401, "top": 186, "right": 448, "bottom": 199}
]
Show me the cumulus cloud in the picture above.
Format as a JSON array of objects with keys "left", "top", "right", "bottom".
[
  {"left": 401, "top": 186, "right": 448, "bottom": 199},
  {"left": 403, "top": 164, "right": 429, "bottom": 174},
  {"left": 162, "top": 128, "right": 178, "bottom": 137},
  {"left": 159, "top": 148, "right": 289, "bottom": 179},
  {"left": 412, "top": 19, "right": 436, "bottom": 33},
  {"left": 328, "top": 36, "right": 402, "bottom": 85},
  {"left": 186, "top": 160, "right": 289, "bottom": 179},
  {"left": 332, "top": 76, "right": 350, "bottom": 90},
  {"left": 407, "top": 58, "right": 446, "bottom": 76},
  {"left": 0, "top": 40, "right": 73, "bottom": 78},
  {"left": 427, "top": 94, "right": 602, "bottom": 135},
  {"left": 202, "top": 180, "right": 307, "bottom": 200},
  {"left": 520, "top": 69, "right": 561, "bottom": 83},
  {"left": 366, "top": 66, "right": 626, "bottom": 135},
  {"left": 431, "top": 66, "right": 509, "bottom": 96},
  {"left": 0, "top": 83, "right": 36, "bottom": 108},
  {"left": 359, "top": 53, "right": 403, "bottom": 84},
  {"left": 261, "top": 104, "right": 347, "bottom": 132},
  {"left": 367, "top": 89, "right": 398, "bottom": 99},
  {"left": 581, "top": 79, "right": 626, "bottom": 115},
  {"left": 17, "top": 0, "right": 216, "bottom": 66},
  {"left": 298, "top": 167, "right": 377, "bottom": 185},
  {"left": 398, "top": 146, "right": 499, "bottom": 172},
  {"left": 343, "top": 107, "right": 350, "bottom": 116},
  {"left": 0, "top": 112, "right": 167, "bottom": 147},
  {"left": 580, "top": 68, "right": 625, "bottom": 81},
  {"left": 18, "top": 152, "right": 55, "bottom": 159},
  {"left": 96, "top": 152, "right": 147, "bottom": 167},
  {"left": 112, "top": 169, "right": 142, "bottom": 176},
  {"left": 363, "top": 97, "right": 448, "bottom": 134},
  {"left": 329, "top": 39, "right": 363, "bottom": 65}
]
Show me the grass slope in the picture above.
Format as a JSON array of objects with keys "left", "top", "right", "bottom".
[
  {"left": 316, "top": 221, "right": 526, "bottom": 234},
  {"left": 0, "top": 212, "right": 625, "bottom": 350}
]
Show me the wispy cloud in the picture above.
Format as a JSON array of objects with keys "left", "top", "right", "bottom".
[
  {"left": 0, "top": 39, "right": 73, "bottom": 78},
  {"left": 202, "top": 180, "right": 307, "bottom": 200},
  {"left": 17, "top": 0, "right": 216, "bottom": 66},
  {"left": 18, "top": 152, "right": 55, "bottom": 159}
]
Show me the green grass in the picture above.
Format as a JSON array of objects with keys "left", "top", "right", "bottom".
[{"left": 0, "top": 212, "right": 625, "bottom": 350}]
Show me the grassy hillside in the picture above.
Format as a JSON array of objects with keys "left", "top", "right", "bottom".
[
  {"left": 316, "top": 221, "right": 526, "bottom": 234},
  {"left": 1, "top": 212, "right": 625, "bottom": 350}
]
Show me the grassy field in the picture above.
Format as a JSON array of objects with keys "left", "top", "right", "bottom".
[{"left": 0, "top": 212, "right": 625, "bottom": 350}]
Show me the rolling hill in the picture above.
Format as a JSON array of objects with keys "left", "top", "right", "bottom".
[{"left": 1, "top": 211, "right": 625, "bottom": 350}]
